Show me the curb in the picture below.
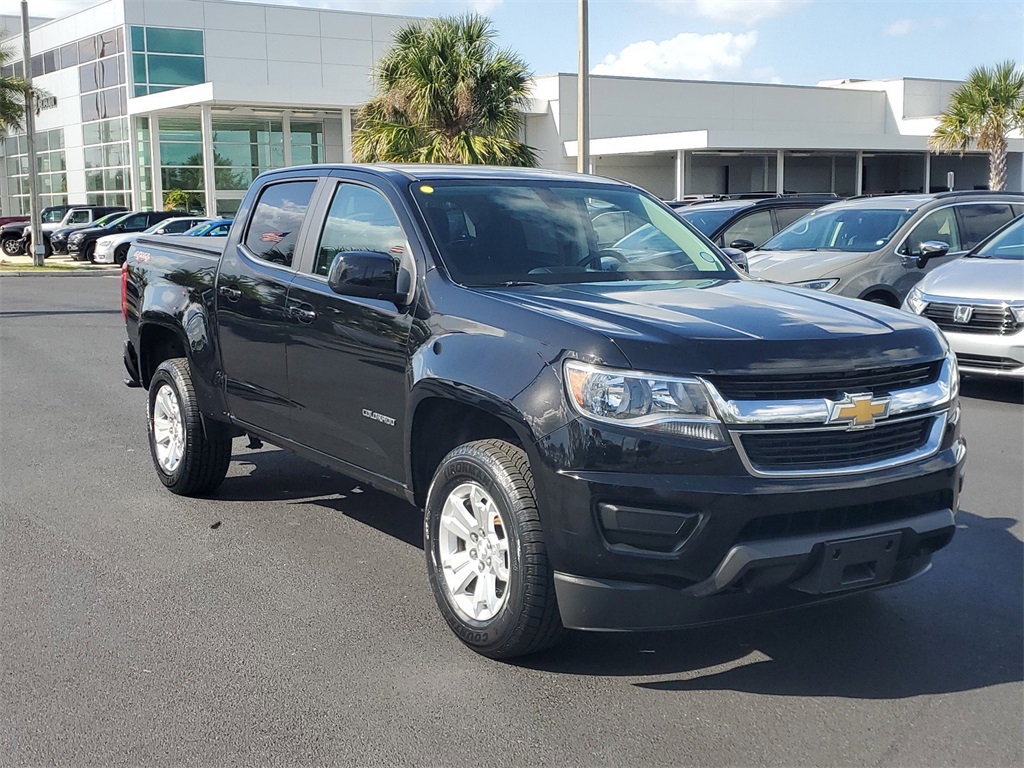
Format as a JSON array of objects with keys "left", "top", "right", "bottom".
[{"left": 0, "top": 268, "right": 120, "bottom": 277}]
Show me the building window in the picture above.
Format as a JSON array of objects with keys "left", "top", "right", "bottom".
[
  {"left": 4, "top": 129, "right": 67, "bottom": 214},
  {"left": 159, "top": 117, "right": 206, "bottom": 214},
  {"left": 130, "top": 26, "right": 205, "bottom": 97},
  {"left": 78, "top": 28, "right": 127, "bottom": 122},
  {"left": 83, "top": 118, "right": 130, "bottom": 208}
]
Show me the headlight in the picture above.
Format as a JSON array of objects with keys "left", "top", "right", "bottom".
[
  {"left": 791, "top": 278, "right": 839, "bottom": 292},
  {"left": 1010, "top": 305, "right": 1024, "bottom": 324},
  {"left": 947, "top": 349, "right": 959, "bottom": 399},
  {"left": 563, "top": 360, "right": 724, "bottom": 441},
  {"left": 97, "top": 237, "right": 112, "bottom": 246},
  {"left": 905, "top": 287, "right": 928, "bottom": 315}
]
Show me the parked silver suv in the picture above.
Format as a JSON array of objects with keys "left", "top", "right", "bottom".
[{"left": 746, "top": 191, "right": 1024, "bottom": 306}]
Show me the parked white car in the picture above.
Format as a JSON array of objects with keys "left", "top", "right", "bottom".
[
  {"left": 904, "top": 214, "right": 1024, "bottom": 378},
  {"left": 93, "top": 216, "right": 212, "bottom": 264}
]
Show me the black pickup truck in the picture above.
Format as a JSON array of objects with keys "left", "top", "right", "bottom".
[{"left": 122, "top": 164, "right": 967, "bottom": 659}]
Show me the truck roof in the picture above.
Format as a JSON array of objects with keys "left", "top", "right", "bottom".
[{"left": 274, "top": 163, "right": 629, "bottom": 186}]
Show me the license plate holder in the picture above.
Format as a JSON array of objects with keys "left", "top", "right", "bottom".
[{"left": 792, "top": 532, "right": 902, "bottom": 594}]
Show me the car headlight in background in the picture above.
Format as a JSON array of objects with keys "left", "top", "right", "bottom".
[
  {"left": 564, "top": 360, "right": 724, "bottom": 441},
  {"left": 904, "top": 287, "right": 928, "bottom": 315},
  {"left": 97, "top": 237, "right": 113, "bottom": 247},
  {"left": 1010, "top": 305, "right": 1024, "bottom": 324},
  {"left": 791, "top": 278, "right": 839, "bottom": 292}
]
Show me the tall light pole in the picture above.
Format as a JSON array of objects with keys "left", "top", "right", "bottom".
[
  {"left": 576, "top": 0, "right": 590, "bottom": 175},
  {"left": 21, "top": 0, "right": 43, "bottom": 266}
]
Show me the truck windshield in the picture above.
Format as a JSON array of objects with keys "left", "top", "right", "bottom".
[
  {"left": 413, "top": 181, "right": 731, "bottom": 287},
  {"left": 758, "top": 208, "right": 912, "bottom": 253}
]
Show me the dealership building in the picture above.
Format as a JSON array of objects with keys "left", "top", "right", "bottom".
[{"left": 1, "top": 0, "right": 1018, "bottom": 217}]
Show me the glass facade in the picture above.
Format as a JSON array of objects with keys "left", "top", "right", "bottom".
[
  {"left": 159, "top": 117, "right": 206, "bottom": 214},
  {"left": 79, "top": 29, "right": 127, "bottom": 122},
  {"left": 83, "top": 118, "right": 130, "bottom": 208},
  {"left": 4, "top": 130, "right": 67, "bottom": 214},
  {"left": 131, "top": 27, "right": 205, "bottom": 97},
  {"left": 0, "top": 27, "right": 124, "bottom": 80}
]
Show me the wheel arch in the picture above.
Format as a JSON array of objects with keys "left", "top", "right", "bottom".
[
  {"left": 857, "top": 284, "right": 901, "bottom": 307},
  {"left": 407, "top": 385, "right": 536, "bottom": 508}
]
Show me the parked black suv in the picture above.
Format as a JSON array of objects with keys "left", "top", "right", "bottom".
[
  {"left": 68, "top": 210, "right": 184, "bottom": 261},
  {"left": 671, "top": 194, "right": 839, "bottom": 251},
  {"left": 1, "top": 205, "right": 72, "bottom": 256}
]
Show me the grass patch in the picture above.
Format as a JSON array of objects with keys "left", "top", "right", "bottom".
[{"left": 0, "top": 263, "right": 112, "bottom": 272}]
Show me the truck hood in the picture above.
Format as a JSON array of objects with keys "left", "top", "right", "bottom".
[
  {"left": 481, "top": 279, "right": 944, "bottom": 375},
  {"left": 918, "top": 257, "right": 1024, "bottom": 302},
  {"left": 746, "top": 249, "right": 871, "bottom": 284}
]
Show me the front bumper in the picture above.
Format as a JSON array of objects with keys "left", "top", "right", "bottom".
[
  {"left": 946, "top": 329, "right": 1024, "bottom": 379},
  {"left": 531, "top": 416, "right": 966, "bottom": 631},
  {"left": 92, "top": 241, "right": 116, "bottom": 263}
]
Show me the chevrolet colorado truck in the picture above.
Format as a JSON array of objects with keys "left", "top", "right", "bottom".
[{"left": 122, "top": 165, "right": 967, "bottom": 659}]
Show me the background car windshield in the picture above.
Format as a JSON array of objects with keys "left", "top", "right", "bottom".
[
  {"left": 676, "top": 205, "right": 743, "bottom": 235},
  {"left": 101, "top": 213, "right": 134, "bottom": 229},
  {"left": 971, "top": 216, "right": 1024, "bottom": 260},
  {"left": 90, "top": 213, "right": 122, "bottom": 228},
  {"left": 41, "top": 209, "right": 64, "bottom": 223},
  {"left": 414, "top": 182, "right": 730, "bottom": 286},
  {"left": 761, "top": 208, "right": 912, "bottom": 252}
]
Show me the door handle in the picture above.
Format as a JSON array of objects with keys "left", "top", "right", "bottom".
[
  {"left": 218, "top": 284, "right": 242, "bottom": 302},
  {"left": 288, "top": 304, "right": 317, "bottom": 323}
]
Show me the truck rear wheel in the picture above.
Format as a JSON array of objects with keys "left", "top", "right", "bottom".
[
  {"left": 147, "top": 357, "right": 232, "bottom": 496},
  {"left": 424, "top": 439, "right": 563, "bottom": 659}
]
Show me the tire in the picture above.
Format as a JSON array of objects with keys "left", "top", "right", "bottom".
[
  {"left": 84, "top": 243, "right": 95, "bottom": 263},
  {"left": 862, "top": 292, "right": 898, "bottom": 307},
  {"left": 425, "top": 439, "right": 563, "bottom": 659},
  {"left": 115, "top": 244, "right": 129, "bottom": 265},
  {"left": 2, "top": 237, "right": 24, "bottom": 256},
  {"left": 147, "top": 357, "right": 232, "bottom": 496}
]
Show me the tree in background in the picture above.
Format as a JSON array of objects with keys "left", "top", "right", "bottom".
[
  {"left": 352, "top": 14, "right": 537, "bottom": 166},
  {"left": 0, "top": 33, "right": 31, "bottom": 134},
  {"left": 930, "top": 61, "right": 1024, "bottom": 191}
]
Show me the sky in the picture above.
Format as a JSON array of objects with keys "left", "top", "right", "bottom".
[{"left": 1, "top": 0, "right": 1022, "bottom": 85}]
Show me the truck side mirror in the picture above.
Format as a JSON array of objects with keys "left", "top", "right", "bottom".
[
  {"left": 721, "top": 247, "right": 749, "bottom": 272},
  {"left": 327, "top": 251, "right": 402, "bottom": 303},
  {"left": 729, "top": 239, "right": 756, "bottom": 252}
]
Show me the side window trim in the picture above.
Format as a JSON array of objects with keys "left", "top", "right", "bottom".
[
  {"left": 238, "top": 176, "right": 326, "bottom": 273},
  {"left": 954, "top": 201, "right": 1015, "bottom": 251},
  {"left": 895, "top": 203, "right": 961, "bottom": 256}
]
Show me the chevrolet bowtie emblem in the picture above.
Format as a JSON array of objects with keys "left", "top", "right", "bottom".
[{"left": 828, "top": 393, "right": 891, "bottom": 429}]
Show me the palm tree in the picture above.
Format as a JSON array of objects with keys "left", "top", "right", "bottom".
[
  {"left": 929, "top": 60, "right": 1024, "bottom": 191},
  {"left": 352, "top": 14, "right": 537, "bottom": 166},
  {"left": 0, "top": 33, "right": 31, "bottom": 134}
]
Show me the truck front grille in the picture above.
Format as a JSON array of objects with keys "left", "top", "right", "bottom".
[
  {"left": 923, "top": 302, "right": 1021, "bottom": 335},
  {"left": 738, "top": 417, "right": 935, "bottom": 472},
  {"left": 708, "top": 361, "right": 942, "bottom": 401},
  {"left": 956, "top": 353, "right": 1021, "bottom": 371}
]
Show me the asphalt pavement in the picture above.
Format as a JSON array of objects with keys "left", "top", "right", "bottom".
[{"left": 2, "top": 275, "right": 1022, "bottom": 767}]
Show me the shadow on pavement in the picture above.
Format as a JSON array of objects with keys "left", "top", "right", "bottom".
[
  {"left": 960, "top": 376, "right": 1024, "bottom": 405},
  {"left": 518, "top": 511, "right": 1023, "bottom": 699},
  {"left": 0, "top": 309, "right": 124, "bottom": 318},
  {"left": 216, "top": 447, "right": 424, "bottom": 549},
  {"left": 212, "top": 447, "right": 1023, "bottom": 700}
]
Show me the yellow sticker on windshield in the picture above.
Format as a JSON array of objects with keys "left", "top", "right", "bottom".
[{"left": 419, "top": 185, "right": 434, "bottom": 194}]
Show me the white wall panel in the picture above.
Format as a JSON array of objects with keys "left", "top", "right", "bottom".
[
  {"left": 205, "top": 29, "right": 268, "bottom": 60},
  {"left": 320, "top": 12, "right": 372, "bottom": 40},
  {"left": 142, "top": 0, "right": 205, "bottom": 29},
  {"left": 202, "top": 1, "right": 265, "bottom": 33},
  {"left": 265, "top": 6, "right": 320, "bottom": 37},
  {"left": 205, "top": 56, "right": 267, "bottom": 86},
  {"left": 267, "top": 34, "right": 321, "bottom": 65},
  {"left": 321, "top": 38, "right": 373, "bottom": 67},
  {"left": 268, "top": 61, "right": 321, "bottom": 89}
]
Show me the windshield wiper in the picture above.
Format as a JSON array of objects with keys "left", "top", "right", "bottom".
[{"left": 497, "top": 280, "right": 545, "bottom": 287}]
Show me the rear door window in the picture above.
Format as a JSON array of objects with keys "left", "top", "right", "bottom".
[
  {"left": 244, "top": 180, "right": 317, "bottom": 267},
  {"left": 957, "top": 204, "right": 1014, "bottom": 250},
  {"left": 122, "top": 213, "right": 149, "bottom": 230},
  {"left": 773, "top": 206, "right": 815, "bottom": 231},
  {"left": 720, "top": 210, "right": 773, "bottom": 248}
]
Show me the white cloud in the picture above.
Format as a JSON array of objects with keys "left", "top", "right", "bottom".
[
  {"left": 593, "top": 31, "right": 758, "bottom": 80},
  {"left": 884, "top": 18, "right": 917, "bottom": 36},
  {"left": 649, "top": 0, "right": 810, "bottom": 26}
]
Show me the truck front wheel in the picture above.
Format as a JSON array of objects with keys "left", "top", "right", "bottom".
[
  {"left": 147, "top": 358, "right": 231, "bottom": 496},
  {"left": 424, "top": 439, "right": 563, "bottom": 659}
]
